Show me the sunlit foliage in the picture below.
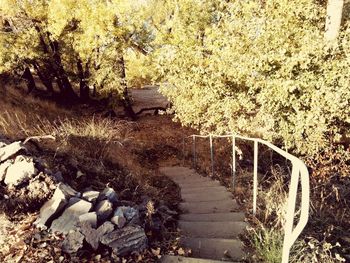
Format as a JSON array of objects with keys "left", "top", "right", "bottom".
[
  {"left": 0, "top": 0, "right": 151, "bottom": 99},
  {"left": 151, "top": 0, "right": 350, "bottom": 155}
]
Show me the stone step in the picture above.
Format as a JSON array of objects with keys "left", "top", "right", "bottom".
[
  {"left": 180, "top": 186, "right": 229, "bottom": 195},
  {"left": 179, "top": 180, "right": 222, "bottom": 189},
  {"left": 159, "top": 167, "right": 196, "bottom": 177},
  {"left": 159, "top": 166, "right": 246, "bottom": 262},
  {"left": 179, "top": 221, "right": 247, "bottom": 238},
  {"left": 160, "top": 255, "right": 231, "bottom": 262},
  {"left": 180, "top": 199, "right": 238, "bottom": 214},
  {"left": 174, "top": 178, "right": 213, "bottom": 186},
  {"left": 180, "top": 212, "right": 245, "bottom": 222},
  {"left": 181, "top": 191, "right": 232, "bottom": 202},
  {"left": 180, "top": 237, "right": 244, "bottom": 261}
]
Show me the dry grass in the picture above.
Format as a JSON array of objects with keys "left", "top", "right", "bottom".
[
  {"left": 0, "top": 109, "right": 130, "bottom": 159},
  {"left": 0, "top": 86, "right": 136, "bottom": 160},
  {"left": 246, "top": 166, "right": 346, "bottom": 263}
]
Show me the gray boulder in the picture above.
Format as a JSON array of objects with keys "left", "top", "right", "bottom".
[
  {"left": 62, "top": 230, "right": 85, "bottom": 254},
  {"left": 114, "top": 206, "right": 140, "bottom": 225},
  {"left": 50, "top": 197, "right": 92, "bottom": 234},
  {"left": 35, "top": 183, "right": 78, "bottom": 228},
  {"left": 0, "top": 141, "right": 23, "bottom": 162},
  {"left": 52, "top": 171, "right": 64, "bottom": 182},
  {"left": 0, "top": 160, "right": 12, "bottom": 182},
  {"left": 79, "top": 212, "right": 97, "bottom": 228},
  {"left": 82, "top": 190, "right": 100, "bottom": 203},
  {"left": 111, "top": 208, "right": 127, "bottom": 228},
  {"left": 4, "top": 155, "right": 36, "bottom": 186},
  {"left": 98, "top": 187, "right": 118, "bottom": 204},
  {"left": 100, "top": 225, "right": 147, "bottom": 256},
  {"left": 80, "top": 221, "right": 114, "bottom": 250},
  {"left": 95, "top": 199, "right": 113, "bottom": 221}
]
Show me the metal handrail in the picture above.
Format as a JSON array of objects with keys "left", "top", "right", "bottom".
[{"left": 182, "top": 134, "right": 310, "bottom": 263}]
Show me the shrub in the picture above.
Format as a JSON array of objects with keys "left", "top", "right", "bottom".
[{"left": 155, "top": 0, "right": 350, "bottom": 156}]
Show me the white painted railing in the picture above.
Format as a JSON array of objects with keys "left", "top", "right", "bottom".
[{"left": 182, "top": 134, "right": 310, "bottom": 263}]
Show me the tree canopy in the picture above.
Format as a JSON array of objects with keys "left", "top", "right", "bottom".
[
  {"left": 150, "top": 0, "right": 350, "bottom": 156},
  {"left": 0, "top": 0, "right": 151, "bottom": 103}
]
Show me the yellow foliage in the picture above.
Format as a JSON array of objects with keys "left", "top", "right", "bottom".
[{"left": 152, "top": 0, "right": 350, "bottom": 156}]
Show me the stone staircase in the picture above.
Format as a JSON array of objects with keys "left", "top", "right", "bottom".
[{"left": 159, "top": 166, "right": 247, "bottom": 262}]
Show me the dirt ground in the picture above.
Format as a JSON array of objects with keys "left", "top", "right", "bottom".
[{"left": 0, "top": 84, "right": 200, "bottom": 262}]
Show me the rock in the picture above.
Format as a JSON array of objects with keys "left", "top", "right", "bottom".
[
  {"left": 53, "top": 171, "right": 64, "bottom": 182},
  {"left": 99, "top": 187, "right": 118, "bottom": 204},
  {"left": 95, "top": 200, "right": 113, "bottom": 221},
  {"left": 111, "top": 208, "right": 127, "bottom": 228},
  {"left": 80, "top": 221, "right": 115, "bottom": 250},
  {"left": 76, "top": 170, "right": 84, "bottom": 178},
  {"left": 4, "top": 155, "right": 36, "bottom": 186},
  {"left": 62, "top": 230, "right": 85, "bottom": 254},
  {"left": 114, "top": 206, "right": 140, "bottom": 225},
  {"left": 82, "top": 190, "right": 100, "bottom": 203},
  {"left": 0, "top": 141, "right": 23, "bottom": 162},
  {"left": 111, "top": 215, "right": 126, "bottom": 228},
  {"left": 100, "top": 225, "right": 147, "bottom": 256},
  {"left": 35, "top": 183, "right": 78, "bottom": 228},
  {"left": 79, "top": 212, "right": 97, "bottom": 228},
  {"left": 50, "top": 198, "right": 92, "bottom": 234},
  {"left": 123, "top": 207, "right": 139, "bottom": 222},
  {"left": 0, "top": 160, "right": 12, "bottom": 182}
]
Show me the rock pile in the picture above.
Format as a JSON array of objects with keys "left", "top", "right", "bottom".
[
  {"left": 0, "top": 139, "right": 56, "bottom": 206},
  {"left": 36, "top": 184, "right": 147, "bottom": 255},
  {"left": 0, "top": 139, "right": 148, "bottom": 257},
  {"left": 0, "top": 141, "right": 37, "bottom": 187}
]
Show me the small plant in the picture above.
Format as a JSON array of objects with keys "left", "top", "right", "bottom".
[{"left": 250, "top": 225, "right": 283, "bottom": 263}]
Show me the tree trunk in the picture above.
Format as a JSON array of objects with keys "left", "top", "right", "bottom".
[
  {"left": 34, "top": 25, "right": 78, "bottom": 102},
  {"left": 77, "top": 60, "right": 90, "bottom": 102},
  {"left": 22, "top": 67, "right": 37, "bottom": 94},
  {"left": 33, "top": 62, "right": 54, "bottom": 93},
  {"left": 325, "top": 0, "right": 344, "bottom": 41},
  {"left": 50, "top": 41, "right": 78, "bottom": 100},
  {"left": 118, "top": 56, "right": 137, "bottom": 120}
]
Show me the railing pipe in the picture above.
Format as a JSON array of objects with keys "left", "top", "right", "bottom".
[
  {"left": 253, "top": 140, "right": 258, "bottom": 215},
  {"left": 182, "top": 137, "right": 185, "bottom": 166},
  {"left": 232, "top": 136, "right": 236, "bottom": 189},
  {"left": 209, "top": 134, "right": 214, "bottom": 177},
  {"left": 282, "top": 165, "right": 299, "bottom": 263},
  {"left": 192, "top": 136, "right": 196, "bottom": 168},
  {"left": 185, "top": 133, "right": 309, "bottom": 263}
]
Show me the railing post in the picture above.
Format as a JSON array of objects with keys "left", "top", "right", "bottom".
[
  {"left": 232, "top": 136, "right": 236, "bottom": 189},
  {"left": 182, "top": 137, "right": 186, "bottom": 166},
  {"left": 253, "top": 140, "right": 258, "bottom": 215},
  {"left": 282, "top": 165, "right": 300, "bottom": 263},
  {"left": 209, "top": 135, "right": 214, "bottom": 177},
  {"left": 192, "top": 136, "right": 196, "bottom": 169}
]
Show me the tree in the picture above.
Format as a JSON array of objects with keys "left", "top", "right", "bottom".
[
  {"left": 149, "top": 0, "right": 350, "bottom": 156},
  {"left": 0, "top": 0, "right": 152, "bottom": 110}
]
